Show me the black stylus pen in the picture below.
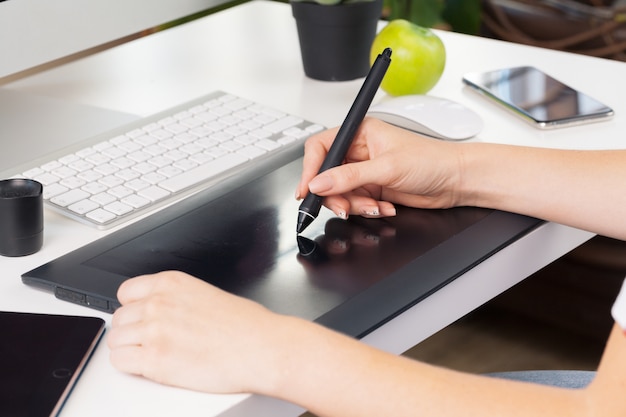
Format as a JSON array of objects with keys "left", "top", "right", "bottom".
[{"left": 296, "top": 47, "right": 392, "bottom": 234}]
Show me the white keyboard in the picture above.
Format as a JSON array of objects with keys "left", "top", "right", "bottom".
[{"left": 19, "top": 91, "right": 324, "bottom": 229}]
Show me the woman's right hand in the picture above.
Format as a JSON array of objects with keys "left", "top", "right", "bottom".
[{"left": 296, "top": 118, "right": 465, "bottom": 219}]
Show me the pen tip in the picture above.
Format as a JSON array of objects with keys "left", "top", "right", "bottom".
[
  {"left": 296, "top": 235, "right": 316, "bottom": 256},
  {"left": 296, "top": 211, "right": 315, "bottom": 234}
]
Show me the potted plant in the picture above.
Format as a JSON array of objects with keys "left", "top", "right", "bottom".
[{"left": 290, "top": 0, "right": 384, "bottom": 81}]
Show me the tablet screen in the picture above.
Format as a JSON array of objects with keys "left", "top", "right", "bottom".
[{"left": 0, "top": 312, "right": 105, "bottom": 417}]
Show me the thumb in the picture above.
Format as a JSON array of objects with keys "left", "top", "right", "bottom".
[{"left": 308, "top": 160, "right": 382, "bottom": 196}]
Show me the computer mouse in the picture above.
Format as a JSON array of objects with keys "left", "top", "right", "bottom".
[{"left": 367, "top": 95, "right": 483, "bottom": 141}]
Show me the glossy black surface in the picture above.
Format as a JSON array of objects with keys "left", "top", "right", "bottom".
[
  {"left": 23, "top": 157, "right": 542, "bottom": 337},
  {"left": 0, "top": 312, "right": 104, "bottom": 417}
]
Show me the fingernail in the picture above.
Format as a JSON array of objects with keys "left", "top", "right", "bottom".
[
  {"left": 295, "top": 189, "right": 301, "bottom": 200},
  {"left": 362, "top": 207, "right": 380, "bottom": 216},
  {"left": 337, "top": 210, "right": 348, "bottom": 220},
  {"left": 309, "top": 175, "right": 333, "bottom": 194}
]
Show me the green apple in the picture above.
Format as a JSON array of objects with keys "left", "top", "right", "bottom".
[{"left": 371, "top": 19, "right": 446, "bottom": 96}]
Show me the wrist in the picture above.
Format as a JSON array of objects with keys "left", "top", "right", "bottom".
[
  {"left": 455, "top": 142, "right": 503, "bottom": 209},
  {"left": 247, "top": 314, "right": 315, "bottom": 397}
]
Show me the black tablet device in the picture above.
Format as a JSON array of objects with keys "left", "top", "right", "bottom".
[
  {"left": 0, "top": 311, "right": 105, "bottom": 417},
  {"left": 22, "top": 156, "right": 541, "bottom": 338}
]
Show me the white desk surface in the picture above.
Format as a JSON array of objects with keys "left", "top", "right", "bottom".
[{"left": 2, "top": 1, "right": 625, "bottom": 415}]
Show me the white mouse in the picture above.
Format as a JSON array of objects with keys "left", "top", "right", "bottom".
[{"left": 367, "top": 95, "right": 483, "bottom": 141}]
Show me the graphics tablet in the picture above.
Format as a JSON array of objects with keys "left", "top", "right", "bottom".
[
  {"left": 22, "top": 156, "right": 542, "bottom": 338},
  {"left": 0, "top": 312, "right": 105, "bottom": 417}
]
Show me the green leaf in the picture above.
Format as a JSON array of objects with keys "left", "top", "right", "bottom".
[
  {"left": 442, "top": 0, "right": 481, "bottom": 34},
  {"left": 384, "top": 0, "right": 482, "bottom": 34}
]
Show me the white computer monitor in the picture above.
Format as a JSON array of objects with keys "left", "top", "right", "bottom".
[
  {"left": 0, "top": 0, "right": 235, "bottom": 175},
  {"left": 0, "top": 0, "right": 233, "bottom": 80}
]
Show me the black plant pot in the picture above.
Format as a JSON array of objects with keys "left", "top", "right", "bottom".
[{"left": 291, "top": 0, "right": 383, "bottom": 81}]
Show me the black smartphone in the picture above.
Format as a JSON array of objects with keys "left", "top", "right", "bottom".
[
  {"left": 463, "top": 66, "right": 614, "bottom": 129},
  {"left": 0, "top": 311, "right": 105, "bottom": 417}
]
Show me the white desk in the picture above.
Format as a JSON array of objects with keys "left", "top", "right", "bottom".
[{"left": 2, "top": 1, "right": 625, "bottom": 415}]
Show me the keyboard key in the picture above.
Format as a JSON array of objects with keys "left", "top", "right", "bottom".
[
  {"left": 134, "top": 135, "right": 159, "bottom": 147},
  {"left": 142, "top": 172, "right": 167, "bottom": 184},
  {"left": 110, "top": 157, "right": 135, "bottom": 169},
  {"left": 164, "top": 150, "right": 189, "bottom": 162},
  {"left": 99, "top": 175, "right": 124, "bottom": 187},
  {"left": 264, "top": 115, "right": 303, "bottom": 134},
  {"left": 127, "top": 151, "right": 151, "bottom": 163},
  {"left": 173, "top": 159, "right": 198, "bottom": 171},
  {"left": 148, "top": 156, "right": 173, "bottom": 168},
  {"left": 283, "top": 127, "right": 310, "bottom": 139},
  {"left": 60, "top": 176, "right": 86, "bottom": 189},
  {"left": 121, "top": 194, "right": 150, "bottom": 209},
  {"left": 189, "top": 153, "right": 214, "bottom": 165},
  {"left": 101, "top": 147, "right": 128, "bottom": 159},
  {"left": 219, "top": 141, "right": 243, "bottom": 152},
  {"left": 76, "top": 147, "right": 97, "bottom": 158},
  {"left": 249, "top": 129, "right": 272, "bottom": 139},
  {"left": 103, "top": 201, "right": 133, "bottom": 216},
  {"left": 51, "top": 166, "right": 78, "bottom": 179},
  {"left": 108, "top": 185, "right": 133, "bottom": 199},
  {"left": 42, "top": 161, "right": 63, "bottom": 171},
  {"left": 160, "top": 153, "right": 247, "bottom": 193},
  {"left": 59, "top": 154, "right": 81, "bottom": 164},
  {"left": 77, "top": 170, "right": 103, "bottom": 182},
  {"left": 51, "top": 189, "right": 90, "bottom": 207},
  {"left": 125, "top": 179, "right": 150, "bottom": 192},
  {"left": 68, "top": 160, "right": 95, "bottom": 172},
  {"left": 131, "top": 162, "right": 157, "bottom": 174},
  {"left": 86, "top": 208, "right": 117, "bottom": 224},
  {"left": 138, "top": 186, "right": 170, "bottom": 201},
  {"left": 85, "top": 153, "right": 111, "bottom": 165},
  {"left": 34, "top": 172, "right": 61, "bottom": 186},
  {"left": 94, "top": 163, "right": 119, "bottom": 176},
  {"left": 157, "top": 166, "right": 183, "bottom": 178},
  {"left": 90, "top": 192, "right": 116, "bottom": 206},
  {"left": 43, "top": 183, "right": 69, "bottom": 199},
  {"left": 255, "top": 139, "right": 282, "bottom": 151},
  {"left": 115, "top": 169, "right": 140, "bottom": 181},
  {"left": 237, "top": 146, "right": 266, "bottom": 159},
  {"left": 23, "top": 167, "right": 45, "bottom": 178},
  {"left": 93, "top": 141, "right": 114, "bottom": 151},
  {"left": 68, "top": 199, "right": 100, "bottom": 215},
  {"left": 82, "top": 182, "right": 108, "bottom": 195},
  {"left": 234, "top": 135, "right": 258, "bottom": 146}
]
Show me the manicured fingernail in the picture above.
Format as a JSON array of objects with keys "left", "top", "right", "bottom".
[
  {"left": 362, "top": 207, "right": 380, "bottom": 216},
  {"left": 337, "top": 210, "right": 348, "bottom": 220},
  {"left": 295, "top": 190, "right": 301, "bottom": 200},
  {"left": 309, "top": 175, "right": 333, "bottom": 194}
]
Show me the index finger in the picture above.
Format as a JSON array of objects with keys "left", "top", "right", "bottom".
[
  {"left": 116, "top": 271, "right": 179, "bottom": 305},
  {"left": 297, "top": 127, "right": 339, "bottom": 199}
]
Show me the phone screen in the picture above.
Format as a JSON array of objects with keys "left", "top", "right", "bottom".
[
  {"left": 0, "top": 312, "right": 105, "bottom": 417},
  {"left": 463, "top": 66, "right": 613, "bottom": 128}
]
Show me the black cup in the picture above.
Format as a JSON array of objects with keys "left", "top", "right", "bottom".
[{"left": 0, "top": 179, "right": 43, "bottom": 256}]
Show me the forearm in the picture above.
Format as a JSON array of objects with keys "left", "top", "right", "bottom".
[
  {"left": 459, "top": 144, "right": 626, "bottom": 240},
  {"left": 262, "top": 316, "right": 587, "bottom": 417}
]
